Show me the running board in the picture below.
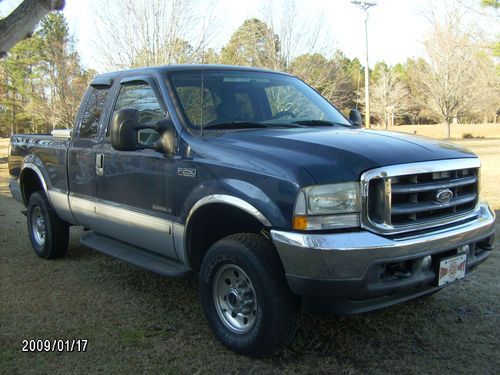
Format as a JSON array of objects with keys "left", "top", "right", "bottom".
[{"left": 80, "top": 232, "right": 192, "bottom": 278}]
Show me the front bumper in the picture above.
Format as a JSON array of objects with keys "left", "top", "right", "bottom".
[{"left": 271, "top": 203, "right": 496, "bottom": 314}]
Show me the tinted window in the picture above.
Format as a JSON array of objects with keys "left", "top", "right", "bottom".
[
  {"left": 79, "top": 87, "right": 109, "bottom": 138},
  {"left": 114, "top": 84, "right": 164, "bottom": 126},
  {"left": 176, "top": 86, "right": 217, "bottom": 126},
  {"left": 234, "top": 92, "right": 255, "bottom": 120},
  {"left": 265, "top": 85, "right": 323, "bottom": 119},
  {"left": 169, "top": 71, "right": 350, "bottom": 132}
]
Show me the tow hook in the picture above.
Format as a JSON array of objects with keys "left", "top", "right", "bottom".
[{"left": 388, "top": 263, "right": 411, "bottom": 278}]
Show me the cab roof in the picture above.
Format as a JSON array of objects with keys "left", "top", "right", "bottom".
[{"left": 91, "top": 64, "right": 291, "bottom": 86}]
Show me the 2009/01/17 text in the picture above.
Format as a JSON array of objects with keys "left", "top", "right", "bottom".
[{"left": 21, "top": 339, "right": 88, "bottom": 352}]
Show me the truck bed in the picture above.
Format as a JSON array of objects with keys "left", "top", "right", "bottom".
[{"left": 9, "top": 133, "right": 71, "bottom": 195}]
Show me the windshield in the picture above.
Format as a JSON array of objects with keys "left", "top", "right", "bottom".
[{"left": 168, "top": 70, "right": 351, "bottom": 133}]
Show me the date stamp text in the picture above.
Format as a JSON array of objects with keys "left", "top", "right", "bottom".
[{"left": 21, "top": 339, "right": 88, "bottom": 352}]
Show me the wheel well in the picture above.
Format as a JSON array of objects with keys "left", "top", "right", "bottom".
[
  {"left": 186, "top": 203, "right": 266, "bottom": 271},
  {"left": 20, "top": 169, "right": 44, "bottom": 205}
]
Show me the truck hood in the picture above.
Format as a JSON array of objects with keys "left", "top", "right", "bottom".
[{"left": 211, "top": 127, "right": 476, "bottom": 184}]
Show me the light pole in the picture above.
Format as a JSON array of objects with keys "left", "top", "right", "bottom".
[{"left": 352, "top": 1, "right": 376, "bottom": 128}]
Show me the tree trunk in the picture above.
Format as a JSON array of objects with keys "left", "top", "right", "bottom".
[
  {"left": 11, "top": 95, "right": 16, "bottom": 135},
  {"left": 445, "top": 121, "right": 451, "bottom": 139},
  {"left": 0, "top": 0, "right": 65, "bottom": 57}
]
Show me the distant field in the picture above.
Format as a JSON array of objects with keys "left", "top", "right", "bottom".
[{"left": 378, "top": 123, "right": 500, "bottom": 139}]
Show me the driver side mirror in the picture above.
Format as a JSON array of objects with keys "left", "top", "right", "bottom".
[
  {"left": 349, "top": 109, "right": 362, "bottom": 128},
  {"left": 110, "top": 108, "right": 176, "bottom": 154}
]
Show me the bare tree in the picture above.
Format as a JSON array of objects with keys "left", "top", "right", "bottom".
[
  {"left": 219, "top": 0, "right": 333, "bottom": 73},
  {"left": 0, "top": 0, "right": 65, "bottom": 57},
  {"left": 412, "top": 10, "right": 493, "bottom": 138},
  {"left": 261, "top": 0, "right": 332, "bottom": 71},
  {"left": 92, "top": 0, "right": 217, "bottom": 70},
  {"left": 465, "top": 53, "right": 499, "bottom": 123},
  {"left": 371, "top": 67, "right": 410, "bottom": 128}
]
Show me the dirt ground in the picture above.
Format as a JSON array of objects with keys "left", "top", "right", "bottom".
[{"left": 0, "top": 136, "right": 499, "bottom": 375}]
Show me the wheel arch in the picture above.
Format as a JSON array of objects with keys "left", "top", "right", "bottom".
[
  {"left": 184, "top": 195, "right": 273, "bottom": 271},
  {"left": 19, "top": 163, "right": 49, "bottom": 206}
]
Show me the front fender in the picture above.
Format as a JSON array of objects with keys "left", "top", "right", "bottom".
[{"left": 180, "top": 178, "right": 290, "bottom": 229}]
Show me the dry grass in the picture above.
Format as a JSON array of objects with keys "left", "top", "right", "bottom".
[
  {"left": 379, "top": 123, "right": 500, "bottom": 140},
  {"left": 0, "top": 136, "right": 498, "bottom": 375},
  {"left": 453, "top": 139, "right": 500, "bottom": 210}
]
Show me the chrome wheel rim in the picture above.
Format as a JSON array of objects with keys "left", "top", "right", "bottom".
[
  {"left": 31, "top": 206, "right": 46, "bottom": 246},
  {"left": 213, "top": 264, "right": 257, "bottom": 334}
]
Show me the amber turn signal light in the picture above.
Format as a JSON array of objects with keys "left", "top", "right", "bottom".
[{"left": 293, "top": 215, "right": 307, "bottom": 230}]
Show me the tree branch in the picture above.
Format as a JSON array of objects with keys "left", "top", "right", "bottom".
[{"left": 0, "top": 0, "right": 65, "bottom": 58}]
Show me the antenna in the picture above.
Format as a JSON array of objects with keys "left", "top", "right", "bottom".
[
  {"left": 351, "top": 1, "right": 377, "bottom": 128},
  {"left": 200, "top": 64, "right": 205, "bottom": 137},
  {"left": 199, "top": 14, "right": 206, "bottom": 137}
]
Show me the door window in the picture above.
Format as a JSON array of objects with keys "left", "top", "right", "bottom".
[
  {"left": 79, "top": 87, "right": 109, "bottom": 139},
  {"left": 114, "top": 84, "right": 165, "bottom": 126}
]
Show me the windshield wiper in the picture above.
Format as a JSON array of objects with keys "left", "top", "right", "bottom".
[
  {"left": 203, "top": 121, "right": 269, "bottom": 130},
  {"left": 292, "top": 120, "right": 351, "bottom": 128},
  {"left": 203, "top": 121, "right": 299, "bottom": 130}
]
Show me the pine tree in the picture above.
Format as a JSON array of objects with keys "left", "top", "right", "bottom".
[{"left": 0, "top": 12, "right": 89, "bottom": 135}]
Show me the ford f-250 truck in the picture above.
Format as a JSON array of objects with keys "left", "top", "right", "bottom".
[{"left": 8, "top": 65, "right": 496, "bottom": 357}]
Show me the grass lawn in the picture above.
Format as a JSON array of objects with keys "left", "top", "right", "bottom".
[{"left": 0, "top": 135, "right": 498, "bottom": 374}]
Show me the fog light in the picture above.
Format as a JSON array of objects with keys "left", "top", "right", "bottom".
[{"left": 422, "top": 255, "right": 432, "bottom": 271}]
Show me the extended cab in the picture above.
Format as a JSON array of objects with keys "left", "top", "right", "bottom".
[{"left": 8, "top": 65, "right": 496, "bottom": 357}]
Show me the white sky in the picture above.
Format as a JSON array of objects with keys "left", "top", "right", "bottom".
[{"left": 1, "top": 0, "right": 498, "bottom": 73}]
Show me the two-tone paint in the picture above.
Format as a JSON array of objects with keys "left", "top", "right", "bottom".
[{"left": 7, "top": 65, "right": 492, "bottom": 278}]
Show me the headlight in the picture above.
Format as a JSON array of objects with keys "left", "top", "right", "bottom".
[{"left": 293, "top": 182, "right": 360, "bottom": 230}]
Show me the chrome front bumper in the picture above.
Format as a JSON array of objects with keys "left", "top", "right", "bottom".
[{"left": 271, "top": 203, "right": 495, "bottom": 313}]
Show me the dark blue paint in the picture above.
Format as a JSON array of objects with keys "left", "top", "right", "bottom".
[{"left": 9, "top": 65, "right": 477, "bottom": 232}]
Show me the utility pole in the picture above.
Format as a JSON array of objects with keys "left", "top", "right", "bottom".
[{"left": 352, "top": 1, "right": 376, "bottom": 128}]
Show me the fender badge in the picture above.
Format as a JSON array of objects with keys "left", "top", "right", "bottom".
[{"left": 177, "top": 167, "right": 196, "bottom": 178}]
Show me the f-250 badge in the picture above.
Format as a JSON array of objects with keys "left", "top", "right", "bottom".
[{"left": 177, "top": 167, "right": 196, "bottom": 178}]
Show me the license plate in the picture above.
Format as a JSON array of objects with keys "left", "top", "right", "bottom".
[{"left": 438, "top": 254, "right": 467, "bottom": 286}]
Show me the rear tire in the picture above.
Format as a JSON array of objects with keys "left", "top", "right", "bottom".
[
  {"left": 200, "top": 233, "right": 299, "bottom": 357},
  {"left": 27, "top": 191, "right": 69, "bottom": 259}
]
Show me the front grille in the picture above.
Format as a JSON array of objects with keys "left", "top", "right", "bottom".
[{"left": 362, "top": 159, "right": 480, "bottom": 234}]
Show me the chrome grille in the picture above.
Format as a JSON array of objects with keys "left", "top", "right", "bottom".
[{"left": 361, "top": 159, "right": 480, "bottom": 235}]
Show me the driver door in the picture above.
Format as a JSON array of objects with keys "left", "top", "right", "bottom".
[{"left": 95, "top": 77, "right": 177, "bottom": 259}]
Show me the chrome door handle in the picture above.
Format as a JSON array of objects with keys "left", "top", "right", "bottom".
[{"left": 96, "top": 154, "right": 104, "bottom": 176}]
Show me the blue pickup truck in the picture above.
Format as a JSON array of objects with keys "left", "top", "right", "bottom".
[{"left": 8, "top": 65, "right": 496, "bottom": 356}]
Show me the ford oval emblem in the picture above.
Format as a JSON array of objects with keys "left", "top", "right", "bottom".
[{"left": 434, "top": 189, "right": 453, "bottom": 204}]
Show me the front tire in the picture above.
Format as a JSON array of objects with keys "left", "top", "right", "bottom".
[
  {"left": 200, "top": 233, "right": 299, "bottom": 357},
  {"left": 27, "top": 191, "right": 69, "bottom": 259}
]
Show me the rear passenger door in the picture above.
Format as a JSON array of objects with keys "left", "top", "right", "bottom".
[
  {"left": 95, "top": 77, "right": 177, "bottom": 259},
  {"left": 68, "top": 84, "right": 111, "bottom": 229}
]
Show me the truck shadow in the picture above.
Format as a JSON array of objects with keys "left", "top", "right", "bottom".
[
  {"left": 60, "top": 210, "right": 498, "bottom": 373},
  {"left": 87, "top": 214, "right": 498, "bottom": 372},
  {"left": 283, "top": 211, "right": 499, "bottom": 370}
]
